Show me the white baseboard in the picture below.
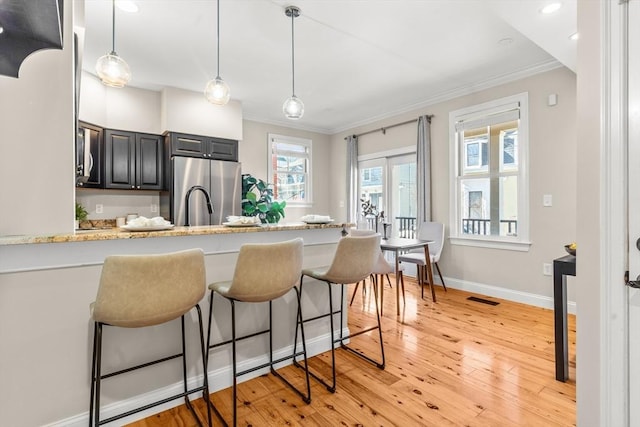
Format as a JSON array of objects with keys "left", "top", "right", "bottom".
[
  {"left": 434, "top": 275, "right": 577, "bottom": 315},
  {"left": 44, "top": 329, "right": 344, "bottom": 427}
]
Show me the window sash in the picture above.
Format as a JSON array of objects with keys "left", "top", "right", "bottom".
[
  {"left": 268, "top": 134, "right": 312, "bottom": 205},
  {"left": 449, "top": 92, "right": 530, "bottom": 250}
]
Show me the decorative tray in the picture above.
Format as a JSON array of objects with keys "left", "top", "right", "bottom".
[
  {"left": 120, "top": 224, "right": 175, "bottom": 232},
  {"left": 302, "top": 219, "right": 334, "bottom": 224},
  {"left": 222, "top": 222, "right": 261, "bottom": 227}
]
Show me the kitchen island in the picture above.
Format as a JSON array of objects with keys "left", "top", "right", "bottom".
[{"left": 0, "top": 223, "right": 349, "bottom": 427}]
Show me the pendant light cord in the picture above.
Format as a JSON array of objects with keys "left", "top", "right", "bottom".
[
  {"left": 111, "top": 0, "right": 116, "bottom": 53},
  {"left": 216, "top": 0, "right": 221, "bottom": 79},
  {"left": 290, "top": 10, "right": 295, "bottom": 96}
]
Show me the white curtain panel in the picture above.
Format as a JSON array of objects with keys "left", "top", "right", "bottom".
[
  {"left": 346, "top": 135, "right": 359, "bottom": 224},
  {"left": 416, "top": 115, "right": 432, "bottom": 224}
]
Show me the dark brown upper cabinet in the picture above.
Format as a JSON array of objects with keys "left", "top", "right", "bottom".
[
  {"left": 165, "top": 132, "right": 238, "bottom": 162},
  {"left": 105, "top": 130, "right": 164, "bottom": 190}
]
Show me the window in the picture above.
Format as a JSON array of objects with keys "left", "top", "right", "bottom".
[
  {"left": 268, "top": 134, "right": 312, "bottom": 205},
  {"left": 449, "top": 93, "right": 530, "bottom": 251}
]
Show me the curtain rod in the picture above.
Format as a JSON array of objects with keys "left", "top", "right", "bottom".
[{"left": 344, "top": 114, "right": 433, "bottom": 140}]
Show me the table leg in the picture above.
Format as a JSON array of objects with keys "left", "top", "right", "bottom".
[
  {"left": 395, "top": 250, "right": 401, "bottom": 316},
  {"left": 378, "top": 275, "right": 385, "bottom": 316},
  {"left": 553, "top": 265, "right": 569, "bottom": 381},
  {"left": 423, "top": 244, "right": 436, "bottom": 302}
]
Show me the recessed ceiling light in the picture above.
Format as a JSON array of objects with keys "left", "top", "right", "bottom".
[
  {"left": 0, "top": 25, "right": 4, "bottom": 35},
  {"left": 498, "top": 37, "right": 514, "bottom": 46},
  {"left": 541, "top": 3, "right": 562, "bottom": 14},
  {"left": 569, "top": 32, "right": 579, "bottom": 41},
  {"left": 116, "top": 0, "right": 138, "bottom": 13}
]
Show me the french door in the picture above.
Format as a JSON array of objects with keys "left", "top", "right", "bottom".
[
  {"left": 627, "top": 1, "right": 640, "bottom": 424},
  {"left": 359, "top": 153, "right": 416, "bottom": 237}
]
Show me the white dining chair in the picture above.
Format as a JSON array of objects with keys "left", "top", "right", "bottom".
[
  {"left": 348, "top": 228, "right": 404, "bottom": 315},
  {"left": 398, "top": 221, "right": 447, "bottom": 301}
]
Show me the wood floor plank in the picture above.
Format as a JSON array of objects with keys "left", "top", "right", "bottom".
[{"left": 127, "top": 279, "right": 576, "bottom": 426}]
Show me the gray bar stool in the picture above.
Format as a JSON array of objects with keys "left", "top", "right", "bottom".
[
  {"left": 294, "top": 233, "right": 382, "bottom": 393},
  {"left": 89, "top": 249, "right": 211, "bottom": 427},
  {"left": 205, "top": 238, "right": 310, "bottom": 426}
]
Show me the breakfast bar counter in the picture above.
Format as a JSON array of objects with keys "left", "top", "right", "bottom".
[
  {"left": 0, "top": 222, "right": 349, "bottom": 426},
  {"left": 0, "top": 222, "right": 347, "bottom": 246}
]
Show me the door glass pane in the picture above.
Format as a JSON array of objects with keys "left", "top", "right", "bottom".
[
  {"left": 390, "top": 156, "right": 416, "bottom": 238},
  {"left": 360, "top": 166, "right": 383, "bottom": 208},
  {"left": 359, "top": 162, "right": 384, "bottom": 229}
]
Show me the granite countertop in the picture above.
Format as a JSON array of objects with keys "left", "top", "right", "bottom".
[{"left": 0, "top": 222, "right": 349, "bottom": 246}]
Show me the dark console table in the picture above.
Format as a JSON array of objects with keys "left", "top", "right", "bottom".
[{"left": 553, "top": 255, "right": 576, "bottom": 382}]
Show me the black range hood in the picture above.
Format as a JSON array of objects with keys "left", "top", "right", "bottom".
[{"left": 0, "top": 0, "right": 64, "bottom": 78}]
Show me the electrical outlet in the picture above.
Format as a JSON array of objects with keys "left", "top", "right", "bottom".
[
  {"left": 96, "top": 204, "right": 103, "bottom": 214},
  {"left": 150, "top": 204, "right": 158, "bottom": 213},
  {"left": 543, "top": 263, "right": 552, "bottom": 276}
]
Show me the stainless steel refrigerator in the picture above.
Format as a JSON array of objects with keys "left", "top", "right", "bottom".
[{"left": 166, "top": 157, "right": 242, "bottom": 226}]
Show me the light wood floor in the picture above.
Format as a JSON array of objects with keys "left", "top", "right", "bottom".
[{"left": 128, "top": 277, "right": 576, "bottom": 426}]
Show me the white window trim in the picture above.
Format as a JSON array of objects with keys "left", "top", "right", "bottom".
[
  {"left": 448, "top": 92, "right": 531, "bottom": 251},
  {"left": 267, "top": 133, "right": 313, "bottom": 207}
]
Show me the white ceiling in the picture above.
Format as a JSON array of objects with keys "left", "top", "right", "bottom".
[{"left": 81, "top": 0, "right": 577, "bottom": 134}]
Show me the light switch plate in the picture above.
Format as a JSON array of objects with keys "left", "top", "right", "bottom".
[
  {"left": 543, "top": 263, "right": 552, "bottom": 276},
  {"left": 543, "top": 194, "right": 552, "bottom": 207}
]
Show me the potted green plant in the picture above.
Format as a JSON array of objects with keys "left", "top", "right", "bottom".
[
  {"left": 75, "top": 202, "right": 88, "bottom": 229},
  {"left": 242, "top": 174, "right": 286, "bottom": 224}
]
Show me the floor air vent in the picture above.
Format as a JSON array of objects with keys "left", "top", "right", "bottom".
[{"left": 467, "top": 296, "right": 500, "bottom": 306}]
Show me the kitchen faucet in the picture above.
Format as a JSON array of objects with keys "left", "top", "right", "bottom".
[{"left": 184, "top": 185, "right": 213, "bottom": 226}]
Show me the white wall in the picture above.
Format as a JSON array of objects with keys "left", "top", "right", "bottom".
[
  {"left": 0, "top": 0, "right": 75, "bottom": 236},
  {"left": 330, "top": 67, "right": 577, "bottom": 303},
  {"left": 80, "top": 71, "right": 162, "bottom": 134},
  {"left": 161, "top": 86, "right": 243, "bottom": 140},
  {"left": 76, "top": 189, "right": 160, "bottom": 220},
  {"left": 240, "top": 120, "right": 332, "bottom": 221}
]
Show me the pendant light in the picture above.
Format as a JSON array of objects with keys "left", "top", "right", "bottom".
[
  {"left": 95, "top": 0, "right": 131, "bottom": 88},
  {"left": 283, "top": 6, "right": 303, "bottom": 120},
  {"left": 204, "top": 0, "right": 230, "bottom": 105}
]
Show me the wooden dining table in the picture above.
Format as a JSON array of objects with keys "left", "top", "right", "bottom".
[{"left": 379, "top": 237, "right": 435, "bottom": 315}]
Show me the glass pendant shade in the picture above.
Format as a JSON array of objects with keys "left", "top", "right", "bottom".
[
  {"left": 95, "top": 52, "right": 131, "bottom": 88},
  {"left": 283, "top": 95, "right": 304, "bottom": 120},
  {"left": 204, "top": 76, "right": 230, "bottom": 105}
]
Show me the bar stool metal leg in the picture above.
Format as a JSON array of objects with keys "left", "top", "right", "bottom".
[
  {"left": 88, "top": 249, "right": 210, "bottom": 426},
  {"left": 206, "top": 238, "right": 311, "bottom": 427},
  {"left": 339, "top": 281, "right": 386, "bottom": 369}
]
